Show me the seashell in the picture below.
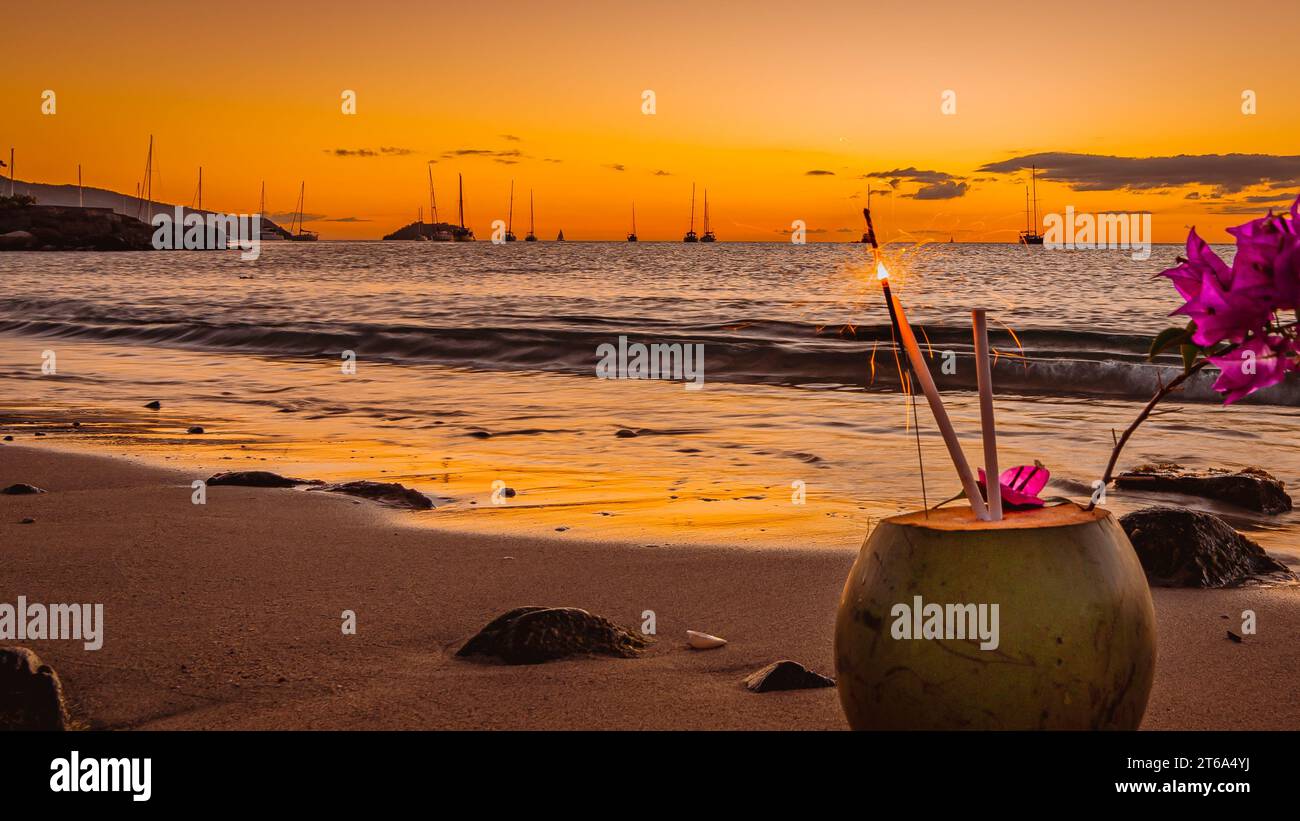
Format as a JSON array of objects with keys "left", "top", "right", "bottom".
[{"left": 686, "top": 630, "right": 727, "bottom": 650}]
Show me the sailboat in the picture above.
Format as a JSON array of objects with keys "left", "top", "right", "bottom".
[
  {"left": 504, "top": 180, "right": 518, "bottom": 242},
  {"left": 1019, "top": 164, "right": 1044, "bottom": 245},
  {"left": 627, "top": 203, "right": 638, "bottom": 242},
  {"left": 454, "top": 174, "right": 474, "bottom": 241},
  {"left": 556, "top": 229, "right": 565, "bottom": 241},
  {"left": 700, "top": 189, "right": 716, "bottom": 242},
  {"left": 287, "top": 181, "right": 318, "bottom": 241},
  {"left": 525, "top": 190, "right": 538, "bottom": 241},
  {"left": 683, "top": 183, "right": 699, "bottom": 242}
]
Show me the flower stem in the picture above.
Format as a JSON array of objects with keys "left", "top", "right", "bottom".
[{"left": 1087, "top": 360, "right": 1209, "bottom": 510}]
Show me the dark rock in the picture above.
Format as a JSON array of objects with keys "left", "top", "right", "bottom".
[
  {"left": 1115, "top": 463, "right": 1292, "bottom": 515},
  {"left": 19, "top": 518, "right": 34, "bottom": 524},
  {"left": 0, "top": 647, "right": 68, "bottom": 730},
  {"left": 206, "top": 471, "right": 319, "bottom": 488},
  {"left": 457, "top": 606, "right": 649, "bottom": 665},
  {"left": 744, "top": 660, "right": 836, "bottom": 693},
  {"left": 0, "top": 204, "right": 154, "bottom": 252},
  {"left": 144, "top": 401, "right": 162, "bottom": 410},
  {"left": 1120, "top": 507, "right": 1297, "bottom": 588},
  {"left": 312, "top": 480, "right": 433, "bottom": 510},
  {"left": 186, "top": 426, "right": 205, "bottom": 434},
  {"left": 1, "top": 483, "right": 45, "bottom": 495}
]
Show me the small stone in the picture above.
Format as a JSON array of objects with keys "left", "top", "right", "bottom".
[
  {"left": 0, "top": 647, "right": 69, "bottom": 730},
  {"left": 312, "top": 480, "right": 434, "bottom": 510},
  {"left": 207, "top": 471, "right": 318, "bottom": 488},
  {"left": 1, "top": 484, "right": 46, "bottom": 495},
  {"left": 19, "top": 518, "right": 34, "bottom": 525},
  {"left": 1226, "top": 630, "right": 1243, "bottom": 643},
  {"left": 144, "top": 400, "right": 162, "bottom": 410},
  {"left": 501, "top": 487, "right": 517, "bottom": 498},
  {"left": 457, "top": 606, "right": 649, "bottom": 665},
  {"left": 744, "top": 660, "right": 836, "bottom": 692},
  {"left": 555, "top": 526, "right": 569, "bottom": 532},
  {"left": 187, "top": 426, "right": 205, "bottom": 434}
]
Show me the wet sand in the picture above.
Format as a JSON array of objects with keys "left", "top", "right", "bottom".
[{"left": 2, "top": 443, "right": 1297, "bottom": 730}]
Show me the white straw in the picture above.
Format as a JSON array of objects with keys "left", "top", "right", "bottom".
[
  {"left": 972, "top": 309, "right": 1002, "bottom": 521},
  {"left": 885, "top": 285, "right": 990, "bottom": 520}
]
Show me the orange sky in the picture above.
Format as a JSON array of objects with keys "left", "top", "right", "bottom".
[{"left": 4, "top": 0, "right": 1299, "bottom": 241}]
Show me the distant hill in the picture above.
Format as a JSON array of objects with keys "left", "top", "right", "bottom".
[
  {"left": 0, "top": 177, "right": 293, "bottom": 239},
  {"left": 383, "top": 221, "right": 472, "bottom": 241}
]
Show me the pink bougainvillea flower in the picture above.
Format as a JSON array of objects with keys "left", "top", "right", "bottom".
[
  {"left": 1208, "top": 333, "right": 1294, "bottom": 404},
  {"left": 1226, "top": 194, "right": 1300, "bottom": 310},
  {"left": 1160, "top": 228, "right": 1230, "bottom": 302},
  {"left": 1173, "top": 268, "right": 1274, "bottom": 346},
  {"left": 978, "top": 464, "right": 1049, "bottom": 509}
]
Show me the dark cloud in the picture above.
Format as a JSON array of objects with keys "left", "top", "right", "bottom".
[
  {"left": 775, "top": 226, "right": 828, "bottom": 234},
  {"left": 441, "top": 148, "right": 524, "bottom": 160},
  {"left": 542, "top": 158, "right": 563, "bottom": 163},
  {"left": 604, "top": 163, "right": 626, "bottom": 172},
  {"left": 268, "top": 211, "right": 326, "bottom": 222},
  {"left": 864, "top": 167, "right": 961, "bottom": 185},
  {"left": 327, "top": 147, "right": 414, "bottom": 158},
  {"left": 500, "top": 134, "right": 522, "bottom": 142},
  {"left": 652, "top": 169, "right": 672, "bottom": 176},
  {"left": 977, "top": 152, "right": 1300, "bottom": 194},
  {"left": 322, "top": 216, "right": 370, "bottom": 222},
  {"left": 805, "top": 169, "right": 835, "bottom": 176},
  {"left": 910, "top": 180, "right": 970, "bottom": 200}
]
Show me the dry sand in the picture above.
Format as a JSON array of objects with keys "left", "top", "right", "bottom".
[{"left": 2, "top": 444, "right": 1297, "bottom": 730}]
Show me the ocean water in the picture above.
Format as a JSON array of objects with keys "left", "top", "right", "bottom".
[{"left": 1, "top": 242, "right": 1297, "bottom": 557}]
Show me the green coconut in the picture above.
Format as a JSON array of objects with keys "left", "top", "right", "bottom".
[{"left": 834, "top": 504, "right": 1156, "bottom": 730}]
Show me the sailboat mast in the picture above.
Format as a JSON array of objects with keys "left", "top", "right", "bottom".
[
  {"left": 529, "top": 190, "right": 535, "bottom": 234},
  {"left": 689, "top": 183, "right": 696, "bottom": 232},
  {"left": 632, "top": 203, "right": 636, "bottom": 234},
  {"left": 703, "top": 190, "right": 710, "bottom": 233},
  {"left": 458, "top": 174, "right": 465, "bottom": 229},
  {"left": 507, "top": 180, "right": 515, "bottom": 232},
  {"left": 1025, "top": 186, "right": 1030, "bottom": 232},
  {"left": 1031, "top": 165, "right": 1038, "bottom": 232},
  {"left": 429, "top": 167, "right": 438, "bottom": 223}
]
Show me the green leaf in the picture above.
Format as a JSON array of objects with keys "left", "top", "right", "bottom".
[
  {"left": 1180, "top": 343, "right": 1202, "bottom": 373},
  {"left": 1149, "top": 326, "right": 1191, "bottom": 360}
]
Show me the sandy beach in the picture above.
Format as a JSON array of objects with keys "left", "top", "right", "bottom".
[{"left": 3, "top": 442, "right": 1297, "bottom": 731}]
